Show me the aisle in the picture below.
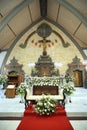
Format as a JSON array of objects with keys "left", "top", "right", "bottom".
[{"left": 16, "top": 103, "right": 74, "bottom": 130}]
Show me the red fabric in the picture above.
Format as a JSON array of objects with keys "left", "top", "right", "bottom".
[
  {"left": 16, "top": 103, "right": 74, "bottom": 130},
  {"left": 24, "top": 103, "right": 66, "bottom": 116}
]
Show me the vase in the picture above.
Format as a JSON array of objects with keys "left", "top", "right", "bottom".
[
  {"left": 0, "top": 83, "right": 3, "bottom": 89},
  {"left": 65, "top": 95, "right": 71, "bottom": 104},
  {"left": 20, "top": 95, "right": 24, "bottom": 103}
]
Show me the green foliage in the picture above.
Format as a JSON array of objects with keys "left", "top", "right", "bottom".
[
  {"left": 62, "top": 83, "right": 75, "bottom": 96},
  {"left": 29, "top": 77, "right": 60, "bottom": 86},
  {"left": 16, "top": 84, "right": 29, "bottom": 96},
  {"left": 50, "top": 69, "right": 59, "bottom": 76},
  {"left": 35, "top": 95, "right": 57, "bottom": 115},
  {"left": 31, "top": 69, "right": 39, "bottom": 77},
  {"left": 0, "top": 74, "right": 8, "bottom": 85},
  {"left": 65, "top": 76, "right": 74, "bottom": 83}
]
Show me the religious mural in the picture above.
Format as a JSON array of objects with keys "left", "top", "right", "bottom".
[{"left": 6, "top": 21, "right": 83, "bottom": 77}]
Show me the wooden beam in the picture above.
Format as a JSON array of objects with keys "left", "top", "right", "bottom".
[{"left": 39, "top": 0, "right": 47, "bottom": 17}]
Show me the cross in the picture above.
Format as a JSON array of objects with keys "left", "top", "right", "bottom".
[{"left": 38, "top": 38, "right": 51, "bottom": 55}]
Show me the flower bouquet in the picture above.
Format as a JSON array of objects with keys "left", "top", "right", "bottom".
[
  {"left": 16, "top": 84, "right": 29, "bottom": 103},
  {"left": 65, "top": 76, "right": 74, "bottom": 83},
  {"left": 62, "top": 83, "right": 75, "bottom": 96},
  {"left": 28, "top": 77, "right": 60, "bottom": 86},
  {"left": 35, "top": 95, "right": 57, "bottom": 115},
  {"left": 16, "top": 84, "right": 29, "bottom": 96},
  {"left": 0, "top": 74, "right": 8, "bottom": 89},
  {"left": 0, "top": 74, "right": 7, "bottom": 85}
]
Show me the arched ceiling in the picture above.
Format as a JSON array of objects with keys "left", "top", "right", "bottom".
[{"left": 0, "top": 0, "right": 87, "bottom": 58}]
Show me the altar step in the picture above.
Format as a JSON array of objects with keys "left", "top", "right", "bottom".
[{"left": 0, "top": 87, "right": 87, "bottom": 119}]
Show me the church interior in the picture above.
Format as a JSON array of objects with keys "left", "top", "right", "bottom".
[{"left": 0, "top": 0, "right": 87, "bottom": 130}]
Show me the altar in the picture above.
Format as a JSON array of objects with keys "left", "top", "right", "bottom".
[
  {"left": 25, "top": 37, "right": 65, "bottom": 107},
  {"left": 25, "top": 76, "right": 65, "bottom": 108}
]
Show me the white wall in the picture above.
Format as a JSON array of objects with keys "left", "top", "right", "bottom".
[
  {"left": 0, "top": 51, "right": 7, "bottom": 73},
  {"left": 83, "top": 49, "right": 87, "bottom": 57}
]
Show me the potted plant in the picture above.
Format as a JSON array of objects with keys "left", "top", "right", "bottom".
[
  {"left": 0, "top": 74, "right": 7, "bottom": 89},
  {"left": 62, "top": 82, "right": 75, "bottom": 103},
  {"left": 16, "top": 84, "right": 29, "bottom": 103}
]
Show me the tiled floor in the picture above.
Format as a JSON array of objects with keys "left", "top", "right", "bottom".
[
  {"left": 65, "top": 87, "right": 87, "bottom": 117},
  {"left": 0, "top": 87, "right": 87, "bottom": 130},
  {"left": 0, "top": 120, "right": 87, "bottom": 130}
]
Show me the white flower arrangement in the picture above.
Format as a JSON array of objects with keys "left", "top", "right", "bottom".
[
  {"left": 0, "top": 74, "right": 7, "bottom": 85},
  {"left": 62, "top": 83, "right": 75, "bottom": 96},
  {"left": 16, "top": 84, "right": 29, "bottom": 96},
  {"left": 27, "top": 77, "right": 60, "bottom": 86},
  {"left": 35, "top": 95, "right": 57, "bottom": 115},
  {"left": 65, "top": 76, "right": 74, "bottom": 83}
]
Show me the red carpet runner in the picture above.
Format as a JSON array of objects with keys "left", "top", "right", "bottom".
[{"left": 16, "top": 103, "right": 74, "bottom": 130}]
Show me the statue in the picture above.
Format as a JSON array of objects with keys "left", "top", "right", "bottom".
[
  {"left": 38, "top": 37, "right": 50, "bottom": 55},
  {"left": 43, "top": 38, "right": 47, "bottom": 55}
]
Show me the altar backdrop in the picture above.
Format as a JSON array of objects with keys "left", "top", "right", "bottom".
[{"left": 6, "top": 20, "right": 83, "bottom": 75}]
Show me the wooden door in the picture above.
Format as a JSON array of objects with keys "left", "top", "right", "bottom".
[{"left": 74, "top": 70, "right": 83, "bottom": 87}]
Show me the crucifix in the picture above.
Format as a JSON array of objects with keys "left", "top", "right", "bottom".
[{"left": 39, "top": 38, "right": 50, "bottom": 55}]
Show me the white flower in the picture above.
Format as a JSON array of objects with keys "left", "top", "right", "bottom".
[
  {"left": 28, "top": 77, "right": 60, "bottom": 86},
  {"left": 16, "top": 84, "right": 29, "bottom": 96},
  {"left": 44, "top": 103, "right": 47, "bottom": 106},
  {"left": 35, "top": 95, "right": 57, "bottom": 115},
  {"left": 62, "top": 83, "right": 75, "bottom": 96}
]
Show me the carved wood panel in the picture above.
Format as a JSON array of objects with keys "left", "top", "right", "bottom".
[{"left": 33, "top": 86, "right": 59, "bottom": 95}]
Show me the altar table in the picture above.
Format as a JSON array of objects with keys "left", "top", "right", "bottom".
[{"left": 24, "top": 88, "right": 65, "bottom": 108}]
